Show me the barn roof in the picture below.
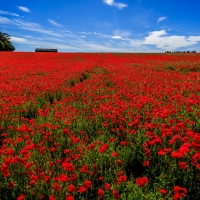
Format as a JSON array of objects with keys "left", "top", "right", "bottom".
[{"left": 35, "top": 48, "right": 58, "bottom": 52}]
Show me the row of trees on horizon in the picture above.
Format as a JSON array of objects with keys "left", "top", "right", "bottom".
[{"left": 165, "top": 51, "right": 196, "bottom": 53}]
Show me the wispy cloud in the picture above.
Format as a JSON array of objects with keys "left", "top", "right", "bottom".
[
  {"left": 48, "top": 19, "right": 62, "bottom": 27},
  {"left": 103, "top": 0, "right": 128, "bottom": 9},
  {"left": 157, "top": 16, "right": 167, "bottom": 23},
  {"left": 113, "top": 29, "right": 131, "bottom": 38},
  {"left": 0, "top": 10, "right": 19, "bottom": 17},
  {"left": 93, "top": 29, "right": 131, "bottom": 40},
  {"left": 80, "top": 31, "right": 92, "bottom": 35},
  {"left": 12, "top": 38, "right": 78, "bottom": 50},
  {"left": 0, "top": 16, "right": 14, "bottom": 24},
  {"left": 0, "top": 16, "right": 61, "bottom": 37},
  {"left": 17, "top": 6, "right": 30, "bottom": 13}
]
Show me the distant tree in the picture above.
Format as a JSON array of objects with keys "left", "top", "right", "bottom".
[{"left": 0, "top": 32, "right": 15, "bottom": 51}]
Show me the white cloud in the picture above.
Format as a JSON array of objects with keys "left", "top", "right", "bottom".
[
  {"left": 48, "top": 19, "right": 62, "bottom": 27},
  {"left": 187, "top": 36, "right": 200, "bottom": 42},
  {"left": 114, "top": 3, "right": 128, "bottom": 9},
  {"left": 11, "top": 36, "right": 26, "bottom": 42},
  {"left": 0, "top": 10, "right": 19, "bottom": 17},
  {"left": 17, "top": 6, "right": 30, "bottom": 13},
  {"left": 103, "top": 0, "right": 128, "bottom": 9},
  {"left": 112, "top": 36, "right": 122, "bottom": 39},
  {"left": 103, "top": 0, "right": 114, "bottom": 5},
  {"left": 157, "top": 16, "right": 167, "bottom": 23},
  {"left": 143, "top": 30, "right": 200, "bottom": 50}
]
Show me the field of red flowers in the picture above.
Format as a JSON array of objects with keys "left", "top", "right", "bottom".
[{"left": 0, "top": 52, "right": 200, "bottom": 200}]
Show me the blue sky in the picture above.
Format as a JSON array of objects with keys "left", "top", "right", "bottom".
[{"left": 0, "top": 0, "right": 200, "bottom": 52}]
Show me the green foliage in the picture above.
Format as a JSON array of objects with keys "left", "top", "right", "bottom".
[
  {"left": 68, "top": 79, "right": 76, "bottom": 87},
  {"left": 166, "top": 65, "right": 176, "bottom": 71},
  {"left": 92, "top": 66, "right": 108, "bottom": 74},
  {"left": 0, "top": 41, "right": 5, "bottom": 50},
  {"left": 0, "top": 32, "right": 15, "bottom": 51}
]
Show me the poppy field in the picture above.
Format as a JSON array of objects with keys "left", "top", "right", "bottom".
[{"left": 0, "top": 52, "right": 200, "bottom": 200}]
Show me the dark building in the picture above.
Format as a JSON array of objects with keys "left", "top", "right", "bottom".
[{"left": 35, "top": 48, "right": 58, "bottom": 52}]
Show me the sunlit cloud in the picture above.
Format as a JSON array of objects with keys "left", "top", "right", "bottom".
[
  {"left": 112, "top": 36, "right": 122, "bottom": 39},
  {"left": 11, "top": 36, "right": 26, "bottom": 42}
]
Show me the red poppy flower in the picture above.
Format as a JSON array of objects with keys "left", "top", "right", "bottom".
[
  {"left": 65, "top": 195, "right": 74, "bottom": 200},
  {"left": 179, "top": 162, "right": 187, "bottom": 170},
  {"left": 84, "top": 180, "right": 92, "bottom": 188},
  {"left": 70, "top": 174, "right": 77, "bottom": 181},
  {"left": 173, "top": 193, "right": 182, "bottom": 200},
  {"left": 78, "top": 186, "right": 87, "bottom": 193},
  {"left": 62, "top": 162, "right": 75, "bottom": 171},
  {"left": 8, "top": 181, "right": 15, "bottom": 188},
  {"left": 80, "top": 164, "right": 89, "bottom": 173},
  {"left": 99, "top": 143, "right": 108, "bottom": 153},
  {"left": 112, "top": 188, "right": 120, "bottom": 199},
  {"left": 118, "top": 175, "right": 127, "bottom": 184},
  {"left": 143, "top": 160, "right": 150, "bottom": 167},
  {"left": 174, "top": 186, "right": 187, "bottom": 197},
  {"left": 68, "top": 184, "right": 75, "bottom": 193},
  {"left": 49, "top": 196, "right": 56, "bottom": 200},
  {"left": 105, "top": 183, "right": 111, "bottom": 190},
  {"left": 158, "top": 188, "right": 167, "bottom": 195},
  {"left": 136, "top": 177, "right": 148, "bottom": 187},
  {"left": 17, "top": 194, "right": 25, "bottom": 200},
  {"left": 98, "top": 188, "right": 104, "bottom": 197},
  {"left": 111, "top": 152, "right": 118, "bottom": 157},
  {"left": 116, "top": 160, "right": 122, "bottom": 166}
]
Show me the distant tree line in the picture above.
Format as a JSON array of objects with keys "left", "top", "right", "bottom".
[
  {"left": 165, "top": 51, "right": 196, "bottom": 53},
  {"left": 0, "top": 32, "right": 15, "bottom": 51}
]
